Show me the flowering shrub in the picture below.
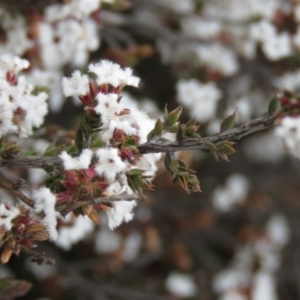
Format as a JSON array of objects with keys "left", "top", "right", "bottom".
[{"left": 0, "top": 1, "right": 300, "bottom": 300}]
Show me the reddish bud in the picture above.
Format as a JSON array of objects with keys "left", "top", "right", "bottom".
[
  {"left": 121, "top": 147, "right": 135, "bottom": 161},
  {"left": 113, "top": 128, "right": 124, "bottom": 142},
  {"left": 6, "top": 72, "right": 17, "bottom": 85},
  {"left": 89, "top": 81, "right": 99, "bottom": 98}
]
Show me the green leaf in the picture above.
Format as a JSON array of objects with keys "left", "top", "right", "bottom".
[
  {"left": 220, "top": 111, "right": 236, "bottom": 132},
  {"left": 126, "top": 168, "right": 144, "bottom": 176},
  {"left": 154, "top": 118, "right": 163, "bottom": 136},
  {"left": 169, "top": 159, "right": 178, "bottom": 172},
  {"left": 164, "top": 152, "right": 172, "bottom": 171},
  {"left": 147, "top": 129, "right": 155, "bottom": 141},
  {"left": 268, "top": 96, "right": 279, "bottom": 115},
  {"left": 166, "top": 106, "right": 182, "bottom": 126}
]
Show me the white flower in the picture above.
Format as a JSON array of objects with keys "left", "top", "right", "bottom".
[
  {"left": 62, "top": 70, "right": 90, "bottom": 97},
  {"left": 95, "top": 227, "right": 121, "bottom": 253},
  {"left": 213, "top": 174, "right": 250, "bottom": 212},
  {"left": 94, "top": 148, "right": 126, "bottom": 181},
  {"left": 88, "top": 60, "right": 140, "bottom": 87},
  {"left": 194, "top": 44, "right": 239, "bottom": 76},
  {"left": 165, "top": 272, "right": 197, "bottom": 298},
  {"left": 33, "top": 187, "right": 58, "bottom": 241},
  {"left": 106, "top": 199, "right": 137, "bottom": 230},
  {"left": 252, "top": 271, "right": 277, "bottom": 300},
  {"left": 0, "top": 54, "right": 48, "bottom": 138},
  {"left": 180, "top": 16, "right": 221, "bottom": 39},
  {"left": 0, "top": 204, "right": 19, "bottom": 230},
  {"left": 56, "top": 213, "right": 94, "bottom": 250},
  {"left": 94, "top": 93, "right": 122, "bottom": 123},
  {"left": 262, "top": 32, "right": 292, "bottom": 61},
  {"left": 60, "top": 149, "right": 93, "bottom": 170},
  {"left": 177, "top": 79, "right": 222, "bottom": 123},
  {"left": 0, "top": 54, "right": 29, "bottom": 74},
  {"left": 276, "top": 116, "right": 300, "bottom": 158}
]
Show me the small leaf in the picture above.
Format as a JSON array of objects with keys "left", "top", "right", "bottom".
[
  {"left": 166, "top": 106, "right": 182, "bottom": 126},
  {"left": 220, "top": 111, "right": 236, "bottom": 132},
  {"left": 221, "top": 143, "right": 236, "bottom": 155},
  {"left": 169, "top": 159, "right": 179, "bottom": 172},
  {"left": 147, "top": 129, "right": 155, "bottom": 141},
  {"left": 204, "top": 140, "right": 217, "bottom": 152},
  {"left": 268, "top": 96, "right": 279, "bottom": 115},
  {"left": 167, "top": 124, "right": 178, "bottom": 133},
  {"left": 154, "top": 118, "right": 163, "bottom": 136},
  {"left": 127, "top": 168, "right": 144, "bottom": 176},
  {"left": 164, "top": 153, "right": 171, "bottom": 171}
]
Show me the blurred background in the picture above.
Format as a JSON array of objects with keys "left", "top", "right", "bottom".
[{"left": 0, "top": 0, "right": 300, "bottom": 299}]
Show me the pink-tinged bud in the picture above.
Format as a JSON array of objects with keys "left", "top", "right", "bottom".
[
  {"left": 6, "top": 72, "right": 17, "bottom": 85},
  {"left": 99, "top": 84, "right": 108, "bottom": 94},
  {"left": 89, "top": 81, "right": 99, "bottom": 98},
  {"left": 79, "top": 94, "right": 93, "bottom": 106},
  {"left": 14, "top": 223, "right": 26, "bottom": 235},
  {"left": 121, "top": 147, "right": 135, "bottom": 161},
  {"left": 279, "top": 95, "right": 291, "bottom": 106},
  {"left": 56, "top": 192, "right": 71, "bottom": 204},
  {"left": 65, "top": 171, "right": 79, "bottom": 187},
  {"left": 84, "top": 167, "right": 97, "bottom": 179},
  {"left": 113, "top": 128, "right": 124, "bottom": 142},
  {"left": 110, "top": 86, "right": 122, "bottom": 94}
]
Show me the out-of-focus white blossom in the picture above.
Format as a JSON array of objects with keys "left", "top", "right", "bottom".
[
  {"left": 95, "top": 227, "right": 121, "bottom": 253},
  {"left": 213, "top": 174, "right": 250, "bottom": 212},
  {"left": 177, "top": 79, "right": 222, "bottom": 123},
  {"left": 33, "top": 187, "right": 58, "bottom": 240},
  {"left": 252, "top": 271, "right": 277, "bottom": 300},
  {"left": 166, "top": 272, "right": 197, "bottom": 298},
  {"left": 243, "top": 131, "right": 285, "bottom": 163},
  {"left": 195, "top": 44, "right": 239, "bottom": 76},
  {"left": 181, "top": 16, "right": 221, "bottom": 39}
]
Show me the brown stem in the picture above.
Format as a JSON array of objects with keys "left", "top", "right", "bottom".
[
  {"left": 56, "top": 193, "right": 141, "bottom": 215},
  {"left": 0, "top": 178, "right": 34, "bottom": 207},
  {"left": 20, "top": 245, "right": 55, "bottom": 265},
  {"left": 0, "top": 113, "right": 278, "bottom": 169}
]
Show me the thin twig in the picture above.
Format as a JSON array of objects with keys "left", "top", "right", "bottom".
[
  {"left": 20, "top": 245, "right": 55, "bottom": 265},
  {"left": 0, "top": 113, "right": 278, "bottom": 169},
  {"left": 0, "top": 178, "right": 34, "bottom": 207},
  {"left": 56, "top": 193, "right": 141, "bottom": 214}
]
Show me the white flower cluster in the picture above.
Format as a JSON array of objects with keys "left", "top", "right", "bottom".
[
  {"left": 275, "top": 116, "right": 300, "bottom": 158},
  {"left": 176, "top": 79, "right": 222, "bottom": 123},
  {"left": 213, "top": 214, "right": 289, "bottom": 300},
  {"left": 59, "top": 60, "right": 161, "bottom": 233},
  {"left": 0, "top": 54, "right": 48, "bottom": 137},
  {"left": 33, "top": 187, "right": 58, "bottom": 240},
  {"left": 0, "top": 0, "right": 114, "bottom": 112}
]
